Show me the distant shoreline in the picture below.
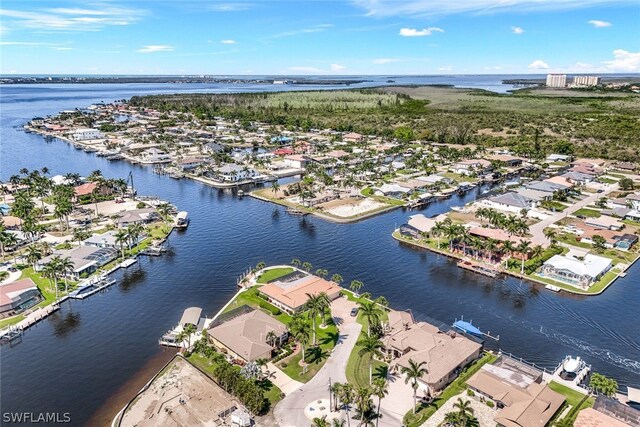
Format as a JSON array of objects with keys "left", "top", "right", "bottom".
[{"left": 0, "top": 76, "right": 368, "bottom": 85}]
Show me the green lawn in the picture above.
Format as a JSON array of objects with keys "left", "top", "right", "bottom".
[
  {"left": 257, "top": 267, "right": 294, "bottom": 284},
  {"left": 573, "top": 208, "right": 602, "bottom": 218},
  {"left": 223, "top": 286, "right": 292, "bottom": 324},
  {"left": 403, "top": 352, "right": 498, "bottom": 427},
  {"left": 346, "top": 329, "right": 388, "bottom": 388},
  {"left": 548, "top": 381, "right": 594, "bottom": 408},
  {"left": 279, "top": 314, "right": 339, "bottom": 383}
]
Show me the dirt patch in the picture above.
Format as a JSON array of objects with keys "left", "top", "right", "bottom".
[{"left": 318, "top": 197, "right": 386, "bottom": 218}]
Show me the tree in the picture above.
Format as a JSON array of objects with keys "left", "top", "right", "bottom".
[
  {"left": 315, "top": 268, "right": 328, "bottom": 279},
  {"left": 57, "top": 256, "right": 74, "bottom": 295},
  {"left": 290, "top": 316, "right": 312, "bottom": 363},
  {"left": 357, "top": 335, "right": 384, "bottom": 384},
  {"left": 354, "top": 385, "right": 376, "bottom": 426},
  {"left": 358, "top": 300, "right": 383, "bottom": 337},
  {"left": 291, "top": 258, "right": 301, "bottom": 267},
  {"left": 592, "top": 235, "right": 606, "bottom": 252},
  {"left": 553, "top": 140, "right": 574, "bottom": 155},
  {"left": 271, "top": 181, "right": 281, "bottom": 196},
  {"left": 25, "top": 245, "right": 43, "bottom": 270},
  {"left": 115, "top": 229, "right": 129, "bottom": 258},
  {"left": 401, "top": 359, "right": 428, "bottom": 414},
  {"left": 453, "top": 398, "right": 475, "bottom": 424},
  {"left": 595, "top": 197, "right": 608, "bottom": 209},
  {"left": 619, "top": 177, "right": 634, "bottom": 191},
  {"left": 590, "top": 372, "right": 618, "bottom": 397},
  {"left": 341, "top": 383, "right": 355, "bottom": 427},
  {"left": 177, "top": 323, "right": 197, "bottom": 349},
  {"left": 302, "top": 261, "right": 313, "bottom": 272},
  {"left": 516, "top": 240, "right": 531, "bottom": 274},
  {"left": 305, "top": 292, "right": 331, "bottom": 345},
  {"left": 350, "top": 280, "right": 364, "bottom": 296},
  {"left": 544, "top": 229, "right": 558, "bottom": 246},
  {"left": 311, "top": 417, "right": 329, "bottom": 427},
  {"left": 331, "top": 273, "right": 343, "bottom": 285},
  {"left": 372, "top": 377, "right": 388, "bottom": 427}
]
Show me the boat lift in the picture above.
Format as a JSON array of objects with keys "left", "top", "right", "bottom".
[{"left": 453, "top": 315, "right": 500, "bottom": 341}]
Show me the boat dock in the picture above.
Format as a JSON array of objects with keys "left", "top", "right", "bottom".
[
  {"left": 159, "top": 307, "right": 205, "bottom": 348},
  {"left": 0, "top": 301, "right": 62, "bottom": 341},
  {"left": 457, "top": 259, "right": 501, "bottom": 278},
  {"left": 118, "top": 258, "right": 138, "bottom": 269},
  {"left": 69, "top": 275, "right": 117, "bottom": 300}
]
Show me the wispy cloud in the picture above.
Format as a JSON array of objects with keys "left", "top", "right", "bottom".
[
  {"left": 330, "top": 63, "right": 346, "bottom": 71},
  {"left": 587, "top": 19, "right": 611, "bottom": 27},
  {"left": 438, "top": 65, "right": 453, "bottom": 71},
  {"left": 271, "top": 24, "right": 333, "bottom": 39},
  {"left": 0, "top": 41, "right": 72, "bottom": 51},
  {"left": 354, "top": 0, "right": 636, "bottom": 17},
  {"left": 137, "top": 45, "right": 174, "bottom": 53},
  {"left": 399, "top": 27, "right": 444, "bottom": 37},
  {"left": 372, "top": 58, "right": 401, "bottom": 64},
  {"left": 0, "top": 5, "right": 146, "bottom": 32},
  {"left": 528, "top": 59, "right": 550, "bottom": 69},
  {"left": 511, "top": 26, "right": 524, "bottom": 34},
  {"left": 221, "top": 39, "right": 236, "bottom": 44},
  {"left": 288, "top": 66, "right": 324, "bottom": 73},
  {"left": 604, "top": 49, "right": 640, "bottom": 71},
  {"left": 208, "top": 3, "right": 253, "bottom": 12}
]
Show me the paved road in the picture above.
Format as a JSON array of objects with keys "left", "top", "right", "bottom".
[
  {"left": 529, "top": 183, "right": 618, "bottom": 246},
  {"left": 274, "top": 297, "right": 361, "bottom": 427}
]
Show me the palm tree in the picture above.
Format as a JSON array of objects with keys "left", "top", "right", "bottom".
[
  {"left": 331, "top": 382, "right": 343, "bottom": 412},
  {"left": 517, "top": 240, "right": 531, "bottom": 274},
  {"left": 453, "top": 398, "right": 475, "bottom": 424},
  {"left": 358, "top": 300, "right": 383, "bottom": 337},
  {"left": 271, "top": 181, "right": 281, "bottom": 196},
  {"left": 1, "top": 233, "right": 18, "bottom": 264},
  {"left": 302, "top": 261, "right": 313, "bottom": 272},
  {"left": 311, "top": 417, "right": 329, "bottom": 427},
  {"left": 350, "top": 280, "right": 364, "bottom": 297},
  {"left": 305, "top": 292, "right": 331, "bottom": 345},
  {"left": 372, "top": 377, "right": 388, "bottom": 427},
  {"left": 290, "top": 316, "right": 312, "bottom": 363},
  {"left": 25, "top": 245, "right": 43, "bottom": 270},
  {"left": 531, "top": 244, "right": 544, "bottom": 260},
  {"left": 177, "top": 323, "right": 197, "bottom": 349},
  {"left": 266, "top": 330, "right": 278, "bottom": 347},
  {"left": 291, "top": 258, "right": 301, "bottom": 268},
  {"left": 341, "top": 383, "right": 355, "bottom": 427},
  {"left": 332, "top": 419, "right": 346, "bottom": 427},
  {"left": 432, "top": 221, "right": 446, "bottom": 248},
  {"left": 57, "top": 256, "right": 74, "bottom": 295},
  {"left": 126, "top": 223, "right": 144, "bottom": 251},
  {"left": 501, "top": 240, "right": 515, "bottom": 268},
  {"left": 401, "top": 359, "right": 428, "bottom": 414},
  {"left": 544, "top": 228, "right": 558, "bottom": 246},
  {"left": 115, "top": 228, "right": 129, "bottom": 259},
  {"left": 331, "top": 273, "right": 343, "bottom": 285},
  {"left": 358, "top": 335, "right": 384, "bottom": 384},
  {"left": 315, "top": 268, "right": 328, "bottom": 279}
]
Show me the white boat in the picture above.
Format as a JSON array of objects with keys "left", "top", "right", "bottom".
[
  {"left": 545, "top": 284, "right": 561, "bottom": 292},
  {"left": 175, "top": 211, "right": 189, "bottom": 228}
]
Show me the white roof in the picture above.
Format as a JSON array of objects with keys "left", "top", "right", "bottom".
[
  {"left": 544, "top": 254, "right": 611, "bottom": 278},
  {"left": 377, "top": 183, "right": 410, "bottom": 194},
  {"left": 407, "top": 214, "right": 436, "bottom": 233}
]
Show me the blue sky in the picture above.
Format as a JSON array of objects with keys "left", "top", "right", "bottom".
[{"left": 1, "top": 1, "right": 639, "bottom": 75}]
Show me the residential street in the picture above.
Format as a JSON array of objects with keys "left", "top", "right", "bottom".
[
  {"left": 528, "top": 183, "right": 618, "bottom": 246},
  {"left": 274, "top": 297, "right": 362, "bottom": 427}
]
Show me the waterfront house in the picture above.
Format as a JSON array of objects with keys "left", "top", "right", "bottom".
[
  {"left": 258, "top": 273, "right": 342, "bottom": 314},
  {"left": 524, "top": 180, "right": 570, "bottom": 194},
  {"left": 70, "top": 128, "right": 102, "bottom": 141},
  {"left": 0, "top": 278, "right": 42, "bottom": 317},
  {"left": 487, "top": 154, "right": 524, "bottom": 167},
  {"left": 561, "top": 171, "right": 595, "bottom": 185},
  {"left": 374, "top": 183, "right": 410, "bottom": 198},
  {"left": 452, "top": 159, "right": 492, "bottom": 176},
  {"left": 546, "top": 154, "right": 572, "bottom": 162},
  {"left": 207, "top": 308, "right": 288, "bottom": 363},
  {"left": 384, "top": 310, "right": 482, "bottom": 395},
  {"left": 614, "top": 234, "right": 638, "bottom": 251},
  {"left": 626, "top": 194, "right": 640, "bottom": 210},
  {"left": 203, "top": 141, "right": 226, "bottom": 154},
  {"left": 467, "top": 363, "right": 565, "bottom": 427},
  {"left": 624, "top": 210, "right": 640, "bottom": 222},
  {"left": 399, "top": 214, "right": 446, "bottom": 238},
  {"left": 73, "top": 182, "right": 113, "bottom": 203},
  {"left": 114, "top": 208, "right": 159, "bottom": 228},
  {"left": 482, "top": 192, "right": 536, "bottom": 213},
  {"left": 140, "top": 148, "right": 172, "bottom": 164},
  {"left": 540, "top": 254, "right": 612, "bottom": 289},
  {"left": 177, "top": 157, "right": 204, "bottom": 171},
  {"left": 83, "top": 230, "right": 143, "bottom": 249},
  {"left": 283, "top": 154, "right": 308, "bottom": 169},
  {"left": 574, "top": 407, "right": 629, "bottom": 427},
  {"left": 212, "top": 164, "right": 256, "bottom": 182},
  {"left": 38, "top": 246, "right": 118, "bottom": 280}
]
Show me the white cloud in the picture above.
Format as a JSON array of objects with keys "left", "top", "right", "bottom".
[
  {"left": 528, "top": 59, "right": 550, "bottom": 69},
  {"left": 604, "top": 49, "right": 640, "bottom": 72},
  {"left": 221, "top": 39, "right": 236, "bottom": 44},
  {"left": 587, "top": 20, "right": 611, "bottom": 27},
  {"left": 208, "top": 3, "right": 253, "bottom": 12},
  {"left": 0, "top": 5, "right": 145, "bottom": 32},
  {"left": 354, "top": 0, "right": 636, "bottom": 17},
  {"left": 438, "top": 65, "right": 453, "bottom": 71},
  {"left": 373, "top": 58, "right": 401, "bottom": 64},
  {"left": 399, "top": 27, "right": 444, "bottom": 37},
  {"left": 330, "top": 63, "right": 346, "bottom": 71},
  {"left": 271, "top": 24, "right": 333, "bottom": 39},
  {"left": 137, "top": 45, "right": 174, "bottom": 53},
  {"left": 511, "top": 26, "right": 524, "bottom": 34}
]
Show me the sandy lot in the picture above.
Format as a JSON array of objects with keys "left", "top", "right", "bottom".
[
  {"left": 320, "top": 197, "right": 386, "bottom": 218},
  {"left": 120, "top": 357, "right": 239, "bottom": 427}
]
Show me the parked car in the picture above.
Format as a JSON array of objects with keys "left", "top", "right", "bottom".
[
  {"left": 8, "top": 267, "right": 18, "bottom": 272},
  {"left": 350, "top": 307, "right": 359, "bottom": 317}
]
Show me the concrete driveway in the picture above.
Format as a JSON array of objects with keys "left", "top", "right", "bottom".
[
  {"left": 528, "top": 183, "right": 617, "bottom": 246},
  {"left": 274, "top": 297, "right": 362, "bottom": 427},
  {"left": 378, "top": 371, "right": 416, "bottom": 427},
  {"left": 266, "top": 362, "right": 304, "bottom": 396}
]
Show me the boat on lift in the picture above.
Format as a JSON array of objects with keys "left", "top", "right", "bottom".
[{"left": 453, "top": 316, "right": 499, "bottom": 340}]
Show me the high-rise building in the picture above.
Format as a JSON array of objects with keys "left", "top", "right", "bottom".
[
  {"left": 572, "top": 75, "right": 600, "bottom": 87},
  {"left": 546, "top": 74, "right": 567, "bottom": 88}
]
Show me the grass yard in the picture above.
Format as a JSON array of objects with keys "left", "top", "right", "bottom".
[
  {"left": 548, "top": 381, "right": 594, "bottom": 408},
  {"left": 573, "top": 208, "right": 602, "bottom": 218},
  {"left": 0, "top": 267, "right": 60, "bottom": 329},
  {"left": 279, "top": 314, "right": 339, "bottom": 383},
  {"left": 223, "top": 286, "right": 292, "bottom": 324},
  {"left": 403, "top": 352, "right": 498, "bottom": 427},
  {"left": 257, "top": 267, "right": 294, "bottom": 284},
  {"left": 346, "top": 329, "right": 388, "bottom": 388}
]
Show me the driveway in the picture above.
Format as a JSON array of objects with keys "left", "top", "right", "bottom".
[
  {"left": 377, "top": 371, "right": 415, "bottom": 427},
  {"left": 274, "top": 297, "right": 361, "bottom": 427},
  {"left": 529, "top": 183, "right": 617, "bottom": 246},
  {"left": 266, "top": 362, "right": 304, "bottom": 396}
]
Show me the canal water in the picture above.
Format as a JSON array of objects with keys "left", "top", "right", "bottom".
[{"left": 1, "top": 80, "right": 639, "bottom": 426}]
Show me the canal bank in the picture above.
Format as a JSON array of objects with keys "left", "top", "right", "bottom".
[{"left": 1, "top": 83, "right": 639, "bottom": 427}]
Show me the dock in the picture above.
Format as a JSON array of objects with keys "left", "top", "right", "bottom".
[
  {"left": 69, "top": 275, "right": 117, "bottom": 299},
  {"left": 457, "top": 260, "right": 501, "bottom": 278},
  {"left": 118, "top": 258, "right": 138, "bottom": 269}
]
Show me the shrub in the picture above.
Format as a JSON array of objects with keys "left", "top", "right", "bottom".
[
  {"left": 467, "top": 389, "right": 475, "bottom": 397},
  {"left": 486, "top": 400, "right": 494, "bottom": 408},
  {"left": 136, "top": 202, "right": 147, "bottom": 209}
]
